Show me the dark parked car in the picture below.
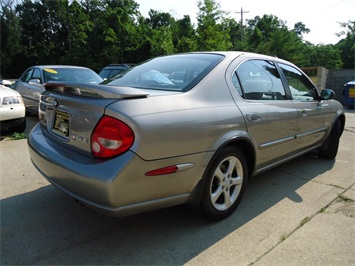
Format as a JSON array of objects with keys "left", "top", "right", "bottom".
[
  {"left": 98, "top": 64, "right": 132, "bottom": 80},
  {"left": 14, "top": 65, "right": 103, "bottom": 114},
  {"left": 28, "top": 52, "right": 345, "bottom": 220}
]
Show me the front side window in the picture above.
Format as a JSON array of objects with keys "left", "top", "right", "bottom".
[
  {"left": 32, "top": 68, "right": 42, "bottom": 82},
  {"left": 278, "top": 63, "right": 318, "bottom": 101},
  {"left": 21, "top": 68, "right": 34, "bottom": 82},
  {"left": 234, "top": 60, "right": 286, "bottom": 100}
]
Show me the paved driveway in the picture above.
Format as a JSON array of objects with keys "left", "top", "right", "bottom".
[{"left": 1, "top": 111, "right": 354, "bottom": 265}]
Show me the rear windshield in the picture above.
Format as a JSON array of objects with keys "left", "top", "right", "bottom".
[{"left": 103, "top": 54, "right": 224, "bottom": 91}]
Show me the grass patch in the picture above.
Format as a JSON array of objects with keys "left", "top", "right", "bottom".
[
  {"left": 339, "top": 194, "right": 354, "bottom": 202},
  {"left": 280, "top": 232, "right": 288, "bottom": 241},
  {"left": 300, "top": 216, "right": 311, "bottom": 227},
  {"left": 11, "top": 132, "right": 26, "bottom": 140},
  {"left": 318, "top": 207, "right": 326, "bottom": 213}
]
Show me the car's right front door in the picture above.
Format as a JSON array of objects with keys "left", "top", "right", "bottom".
[{"left": 277, "top": 63, "right": 333, "bottom": 152}]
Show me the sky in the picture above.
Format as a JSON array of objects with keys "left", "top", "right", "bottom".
[{"left": 136, "top": 0, "right": 354, "bottom": 45}]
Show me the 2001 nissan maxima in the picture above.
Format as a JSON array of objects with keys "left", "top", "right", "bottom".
[{"left": 28, "top": 52, "right": 345, "bottom": 220}]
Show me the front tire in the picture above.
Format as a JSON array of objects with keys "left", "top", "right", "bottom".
[
  {"left": 8, "top": 118, "right": 26, "bottom": 133},
  {"left": 318, "top": 119, "right": 341, "bottom": 159},
  {"left": 201, "top": 146, "right": 248, "bottom": 221}
]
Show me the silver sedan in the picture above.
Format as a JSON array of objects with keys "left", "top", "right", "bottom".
[
  {"left": 28, "top": 52, "right": 345, "bottom": 220},
  {"left": 14, "top": 65, "right": 103, "bottom": 114}
]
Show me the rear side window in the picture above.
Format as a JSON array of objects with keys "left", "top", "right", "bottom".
[
  {"left": 99, "top": 66, "right": 128, "bottom": 79},
  {"left": 104, "top": 54, "right": 224, "bottom": 92},
  {"left": 234, "top": 60, "right": 286, "bottom": 100}
]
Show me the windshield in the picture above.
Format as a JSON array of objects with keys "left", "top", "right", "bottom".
[
  {"left": 103, "top": 54, "right": 224, "bottom": 91},
  {"left": 44, "top": 68, "right": 103, "bottom": 84}
]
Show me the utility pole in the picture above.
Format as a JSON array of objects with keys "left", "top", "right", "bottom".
[{"left": 235, "top": 7, "right": 249, "bottom": 41}]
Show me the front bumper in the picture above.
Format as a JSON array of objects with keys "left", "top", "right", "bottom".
[
  {"left": 1, "top": 117, "right": 25, "bottom": 129},
  {"left": 0, "top": 104, "right": 25, "bottom": 123}
]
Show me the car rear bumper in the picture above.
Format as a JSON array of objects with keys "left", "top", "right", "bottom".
[{"left": 28, "top": 123, "right": 207, "bottom": 216}]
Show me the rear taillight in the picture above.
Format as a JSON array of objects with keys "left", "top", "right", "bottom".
[{"left": 91, "top": 115, "right": 134, "bottom": 158}]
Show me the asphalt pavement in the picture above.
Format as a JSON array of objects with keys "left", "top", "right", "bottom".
[{"left": 1, "top": 111, "right": 354, "bottom": 265}]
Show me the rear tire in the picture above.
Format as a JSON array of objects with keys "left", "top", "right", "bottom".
[
  {"left": 319, "top": 120, "right": 341, "bottom": 159},
  {"left": 201, "top": 146, "right": 248, "bottom": 221}
]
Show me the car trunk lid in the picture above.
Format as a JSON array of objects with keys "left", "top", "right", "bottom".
[{"left": 39, "top": 83, "right": 149, "bottom": 157}]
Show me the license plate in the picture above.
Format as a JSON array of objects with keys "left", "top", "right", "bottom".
[{"left": 52, "top": 110, "right": 70, "bottom": 138}]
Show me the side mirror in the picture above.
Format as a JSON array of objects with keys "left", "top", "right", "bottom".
[
  {"left": 320, "top": 89, "right": 335, "bottom": 100},
  {"left": 29, "top": 79, "right": 41, "bottom": 85}
]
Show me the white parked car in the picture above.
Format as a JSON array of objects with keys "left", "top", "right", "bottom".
[{"left": 0, "top": 84, "right": 26, "bottom": 133}]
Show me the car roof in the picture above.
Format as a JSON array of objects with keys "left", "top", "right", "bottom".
[
  {"left": 193, "top": 51, "right": 295, "bottom": 66},
  {"left": 102, "top": 64, "right": 132, "bottom": 69}
]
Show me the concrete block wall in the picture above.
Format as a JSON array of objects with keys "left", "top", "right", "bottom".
[
  {"left": 302, "top": 67, "right": 329, "bottom": 90},
  {"left": 317, "top": 67, "right": 329, "bottom": 90},
  {"left": 326, "top": 69, "right": 355, "bottom": 105}
]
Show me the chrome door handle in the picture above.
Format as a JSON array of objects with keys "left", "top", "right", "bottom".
[
  {"left": 299, "top": 109, "right": 307, "bottom": 116},
  {"left": 246, "top": 113, "right": 262, "bottom": 122}
]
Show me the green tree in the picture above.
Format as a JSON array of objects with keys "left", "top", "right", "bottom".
[
  {"left": 145, "top": 10, "right": 175, "bottom": 56},
  {"left": 2, "top": 0, "right": 352, "bottom": 78},
  {"left": 1, "top": 0, "right": 22, "bottom": 77},
  {"left": 150, "top": 26, "right": 175, "bottom": 56},
  {"left": 64, "top": 0, "right": 94, "bottom": 65},
  {"left": 259, "top": 28, "right": 307, "bottom": 65},
  {"left": 174, "top": 15, "right": 197, "bottom": 52},
  {"left": 16, "top": 0, "right": 70, "bottom": 64},
  {"left": 246, "top": 14, "right": 287, "bottom": 52},
  {"left": 309, "top": 44, "right": 343, "bottom": 69},
  {"left": 196, "top": 0, "right": 232, "bottom": 51},
  {"left": 245, "top": 14, "right": 309, "bottom": 65},
  {"left": 222, "top": 17, "right": 247, "bottom": 51},
  {"left": 293, "top": 22, "right": 310, "bottom": 39},
  {"left": 95, "top": 0, "right": 140, "bottom": 66},
  {"left": 335, "top": 20, "right": 355, "bottom": 69},
  {"left": 146, "top": 9, "right": 174, "bottom": 30},
  {"left": 129, "top": 16, "right": 152, "bottom": 62}
]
